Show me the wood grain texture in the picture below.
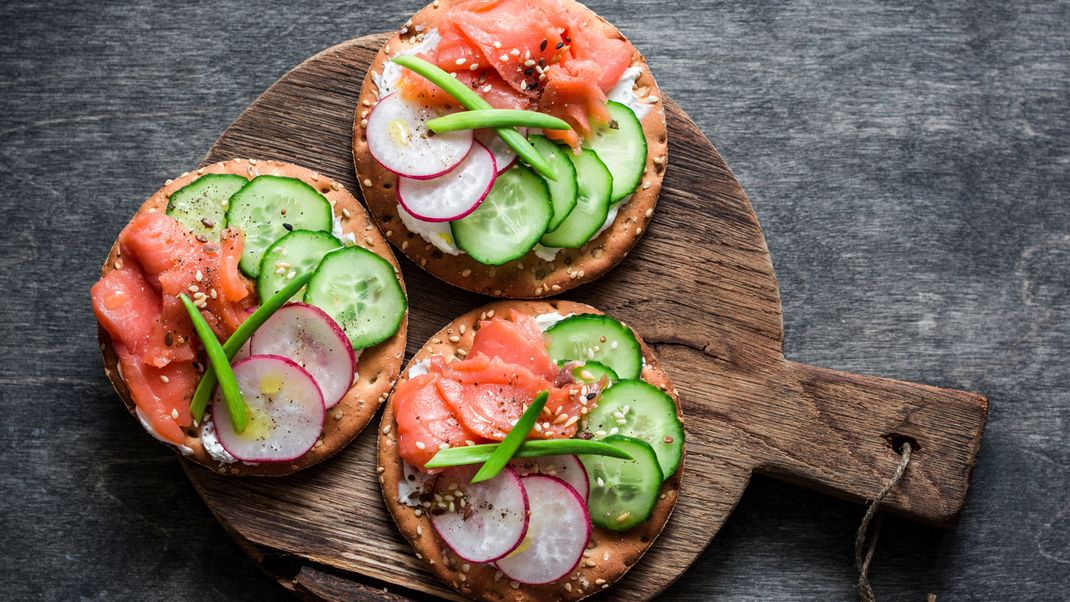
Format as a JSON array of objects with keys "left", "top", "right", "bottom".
[
  {"left": 5, "top": 1, "right": 1066, "bottom": 600},
  {"left": 182, "top": 33, "right": 986, "bottom": 600}
]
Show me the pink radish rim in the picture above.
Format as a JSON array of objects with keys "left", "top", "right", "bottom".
[
  {"left": 495, "top": 473, "right": 592, "bottom": 585},
  {"left": 248, "top": 302, "right": 357, "bottom": 405},
  {"left": 430, "top": 466, "right": 530, "bottom": 564},
  {"left": 510, "top": 454, "right": 590, "bottom": 500},
  {"left": 396, "top": 141, "right": 497, "bottom": 223},
  {"left": 214, "top": 354, "right": 326, "bottom": 464},
  {"left": 367, "top": 92, "right": 474, "bottom": 181},
  {"left": 476, "top": 127, "right": 525, "bottom": 175}
]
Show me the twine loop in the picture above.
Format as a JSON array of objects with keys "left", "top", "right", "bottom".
[{"left": 854, "top": 441, "right": 913, "bottom": 602}]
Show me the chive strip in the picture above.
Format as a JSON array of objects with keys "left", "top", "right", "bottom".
[
  {"left": 189, "top": 270, "right": 315, "bottom": 421},
  {"left": 427, "top": 109, "right": 571, "bottom": 133},
  {"left": 390, "top": 55, "right": 557, "bottom": 181},
  {"left": 180, "top": 294, "right": 248, "bottom": 433},
  {"left": 425, "top": 438, "right": 633, "bottom": 469},
  {"left": 469, "top": 391, "right": 548, "bottom": 483}
]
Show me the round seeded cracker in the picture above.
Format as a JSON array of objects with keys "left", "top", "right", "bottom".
[
  {"left": 98, "top": 159, "right": 408, "bottom": 477},
  {"left": 377, "top": 300, "right": 683, "bottom": 601},
  {"left": 354, "top": 0, "right": 668, "bottom": 298}
]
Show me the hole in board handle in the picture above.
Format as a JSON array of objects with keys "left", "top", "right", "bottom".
[{"left": 884, "top": 433, "right": 919, "bottom": 455}]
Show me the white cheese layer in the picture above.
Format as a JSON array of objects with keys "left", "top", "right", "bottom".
[
  {"left": 136, "top": 407, "right": 193, "bottom": 456},
  {"left": 199, "top": 417, "right": 235, "bottom": 464}
]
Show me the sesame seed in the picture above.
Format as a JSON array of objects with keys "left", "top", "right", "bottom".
[
  {"left": 636, "top": 227, "right": 643, "bottom": 235},
  {"left": 533, "top": 422, "right": 543, "bottom": 433},
  {"left": 455, "top": 57, "right": 467, "bottom": 66},
  {"left": 648, "top": 95, "right": 660, "bottom": 103},
  {"left": 510, "top": 581, "right": 519, "bottom": 589},
  {"left": 616, "top": 511, "right": 631, "bottom": 523},
  {"left": 160, "top": 375, "right": 170, "bottom": 384},
  {"left": 524, "top": 59, "right": 536, "bottom": 67},
  {"left": 611, "top": 341, "right": 619, "bottom": 350},
  {"left": 470, "top": 63, "right": 479, "bottom": 71},
  {"left": 287, "top": 270, "right": 297, "bottom": 280},
  {"left": 382, "top": 424, "right": 392, "bottom": 434},
  {"left": 585, "top": 560, "right": 597, "bottom": 568},
  {"left": 458, "top": 325, "right": 466, "bottom": 334},
  {"left": 564, "top": 583, "right": 573, "bottom": 592},
  {"left": 248, "top": 158, "right": 257, "bottom": 165},
  {"left": 595, "top": 578, "right": 606, "bottom": 585},
  {"left": 487, "top": 309, "right": 495, "bottom": 317},
  {"left": 415, "top": 441, "right": 426, "bottom": 450},
  {"left": 448, "top": 335, "right": 461, "bottom": 343},
  {"left": 342, "top": 208, "right": 352, "bottom": 219},
  {"left": 499, "top": 54, "right": 509, "bottom": 62},
  {"left": 510, "top": 48, "right": 520, "bottom": 56},
  {"left": 643, "top": 182, "right": 652, "bottom": 191},
  {"left": 188, "top": 285, "right": 199, "bottom": 293},
  {"left": 362, "top": 178, "right": 372, "bottom": 187},
  {"left": 481, "top": 84, "right": 493, "bottom": 93},
  {"left": 609, "top": 427, "right": 619, "bottom": 435},
  {"left": 439, "top": 442, "right": 450, "bottom": 450}
]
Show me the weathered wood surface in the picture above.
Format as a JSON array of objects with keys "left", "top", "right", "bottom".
[
  {"left": 178, "top": 32, "right": 985, "bottom": 600},
  {"left": 3, "top": 1, "right": 1067, "bottom": 600}
]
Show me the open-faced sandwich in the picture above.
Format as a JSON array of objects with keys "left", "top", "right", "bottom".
[
  {"left": 92, "top": 159, "right": 408, "bottom": 476},
  {"left": 378, "top": 300, "right": 684, "bottom": 600},
  {"left": 354, "top": 0, "right": 668, "bottom": 298}
]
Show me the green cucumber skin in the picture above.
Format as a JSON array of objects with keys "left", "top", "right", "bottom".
[
  {"left": 224, "top": 175, "right": 333, "bottom": 278},
  {"left": 303, "top": 246, "right": 406, "bottom": 349},
  {"left": 581, "top": 435, "right": 663, "bottom": 531},
  {"left": 165, "top": 174, "right": 248, "bottom": 241},
  {"left": 545, "top": 314, "right": 643, "bottom": 381},
  {"left": 256, "top": 230, "right": 343, "bottom": 303},
  {"left": 528, "top": 135, "right": 578, "bottom": 232},
  {"left": 451, "top": 165, "right": 553, "bottom": 266},
  {"left": 539, "top": 148, "right": 612, "bottom": 248},
  {"left": 588, "top": 101, "right": 647, "bottom": 203},
  {"left": 584, "top": 380, "right": 684, "bottom": 480},
  {"left": 570, "top": 360, "right": 619, "bottom": 385}
]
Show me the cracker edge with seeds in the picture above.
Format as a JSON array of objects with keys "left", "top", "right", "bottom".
[
  {"left": 377, "top": 300, "right": 684, "bottom": 602},
  {"left": 353, "top": 0, "right": 669, "bottom": 299},
  {"left": 97, "top": 159, "right": 408, "bottom": 477}
]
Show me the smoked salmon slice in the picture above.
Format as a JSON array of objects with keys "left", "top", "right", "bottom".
[
  {"left": 468, "top": 309, "right": 555, "bottom": 381},
  {"left": 394, "top": 372, "right": 483, "bottom": 468},
  {"left": 397, "top": 0, "right": 634, "bottom": 149},
  {"left": 91, "top": 211, "right": 255, "bottom": 445}
]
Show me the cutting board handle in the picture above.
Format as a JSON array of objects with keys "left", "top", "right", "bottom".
[{"left": 751, "top": 361, "right": 988, "bottom": 525}]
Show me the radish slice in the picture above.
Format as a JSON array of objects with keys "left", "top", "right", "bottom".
[
  {"left": 509, "top": 455, "right": 589, "bottom": 500},
  {"left": 249, "top": 303, "right": 355, "bottom": 409},
  {"left": 430, "top": 465, "right": 529, "bottom": 563},
  {"left": 397, "top": 142, "right": 497, "bottom": 222},
  {"left": 367, "top": 93, "right": 473, "bottom": 180},
  {"left": 495, "top": 474, "right": 591, "bottom": 585},
  {"left": 213, "top": 355, "right": 325, "bottom": 463},
  {"left": 476, "top": 127, "right": 526, "bottom": 174}
]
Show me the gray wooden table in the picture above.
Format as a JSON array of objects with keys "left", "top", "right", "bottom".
[{"left": 2, "top": 0, "right": 1066, "bottom": 599}]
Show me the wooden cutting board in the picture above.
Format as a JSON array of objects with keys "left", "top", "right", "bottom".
[{"left": 183, "top": 33, "right": 988, "bottom": 601}]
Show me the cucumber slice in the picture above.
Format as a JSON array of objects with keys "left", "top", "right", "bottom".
[
  {"left": 584, "top": 380, "right": 684, "bottom": 479},
  {"left": 256, "top": 230, "right": 343, "bottom": 302},
  {"left": 166, "top": 174, "right": 247, "bottom": 241},
  {"left": 303, "top": 246, "right": 406, "bottom": 349},
  {"left": 528, "top": 135, "right": 578, "bottom": 231},
  {"left": 545, "top": 314, "right": 642, "bottom": 380},
  {"left": 570, "top": 360, "right": 619, "bottom": 385},
  {"left": 580, "top": 435, "right": 662, "bottom": 531},
  {"left": 224, "top": 175, "right": 333, "bottom": 277},
  {"left": 451, "top": 165, "right": 552, "bottom": 265},
  {"left": 539, "top": 148, "right": 611, "bottom": 248},
  {"left": 587, "top": 101, "right": 647, "bottom": 203}
]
